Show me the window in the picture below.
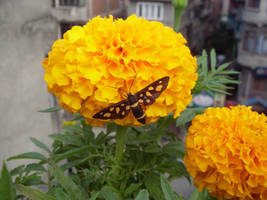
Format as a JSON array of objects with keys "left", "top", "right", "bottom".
[
  {"left": 243, "top": 31, "right": 257, "bottom": 53},
  {"left": 248, "top": 0, "right": 260, "bottom": 8},
  {"left": 59, "top": 0, "right": 85, "bottom": 6},
  {"left": 136, "top": 2, "right": 164, "bottom": 21},
  {"left": 262, "top": 36, "right": 267, "bottom": 54}
]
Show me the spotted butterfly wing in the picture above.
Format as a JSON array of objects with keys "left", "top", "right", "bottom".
[
  {"left": 93, "top": 76, "right": 169, "bottom": 123},
  {"left": 93, "top": 100, "right": 131, "bottom": 120},
  {"left": 135, "top": 76, "right": 169, "bottom": 105}
]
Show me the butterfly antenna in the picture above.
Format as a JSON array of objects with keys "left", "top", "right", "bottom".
[
  {"left": 129, "top": 74, "right": 137, "bottom": 93},
  {"left": 106, "top": 86, "right": 127, "bottom": 98}
]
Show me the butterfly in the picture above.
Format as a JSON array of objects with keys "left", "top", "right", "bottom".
[{"left": 93, "top": 76, "right": 170, "bottom": 124}]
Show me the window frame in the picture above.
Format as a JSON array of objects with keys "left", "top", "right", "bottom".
[
  {"left": 243, "top": 30, "right": 258, "bottom": 53},
  {"left": 136, "top": 2, "right": 164, "bottom": 21},
  {"left": 55, "top": 0, "right": 85, "bottom": 7},
  {"left": 261, "top": 35, "right": 267, "bottom": 55},
  {"left": 247, "top": 0, "right": 261, "bottom": 9}
]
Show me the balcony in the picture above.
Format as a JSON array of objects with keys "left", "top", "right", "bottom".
[
  {"left": 51, "top": 0, "right": 88, "bottom": 22},
  {"left": 242, "top": 0, "right": 267, "bottom": 26}
]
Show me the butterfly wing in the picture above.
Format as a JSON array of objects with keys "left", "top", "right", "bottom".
[
  {"left": 93, "top": 99, "right": 131, "bottom": 120},
  {"left": 135, "top": 76, "right": 169, "bottom": 106}
]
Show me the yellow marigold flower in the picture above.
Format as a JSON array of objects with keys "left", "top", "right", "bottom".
[
  {"left": 43, "top": 15, "right": 197, "bottom": 126},
  {"left": 184, "top": 106, "right": 267, "bottom": 200}
]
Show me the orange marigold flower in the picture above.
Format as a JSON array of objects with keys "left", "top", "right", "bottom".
[
  {"left": 184, "top": 106, "right": 267, "bottom": 200},
  {"left": 43, "top": 15, "right": 197, "bottom": 126}
]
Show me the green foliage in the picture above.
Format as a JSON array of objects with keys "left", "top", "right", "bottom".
[
  {"left": 38, "top": 106, "right": 62, "bottom": 113},
  {"left": 160, "top": 175, "right": 183, "bottom": 200},
  {"left": 3, "top": 49, "right": 239, "bottom": 199},
  {"left": 0, "top": 162, "right": 16, "bottom": 200},
  {"left": 193, "top": 49, "right": 239, "bottom": 95},
  {"left": 6, "top": 119, "right": 190, "bottom": 200},
  {"left": 15, "top": 184, "right": 57, "bottom": 200},
  {"left": 188, "top": 188, "right": 217, "bottom": 200}
]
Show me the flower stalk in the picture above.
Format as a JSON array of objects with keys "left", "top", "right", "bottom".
[
  {"left": 172, "top": 0, "right": 188, "bottom": 32},
  {"left": 115, "top": 125, "right": 128, "bottom": 164}
]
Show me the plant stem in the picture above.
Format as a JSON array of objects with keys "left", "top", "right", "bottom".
[
  {"left": 115, "top": 125, "right": 128, "bottom": 163},
  {"left": 172, "top": 0, "right": 188, "bottom": 32}
]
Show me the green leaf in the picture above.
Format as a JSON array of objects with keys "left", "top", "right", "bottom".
[
  {"left": 124, "top": 183, "right": 142, "bottom": 196},
  {"left": 201, "top": 50, "right": 208, "bottom": 76},
  {"left": 160, "top": 174, "right": 180, "bottom": 200},
  {"left": 216, "top": 62, "right": 231, "bottom": 72},
  {"left": 8, "top": 152, "right": 47, "bottom": 162},
  {"left": 55, "top": 188, "right": 71, "bottom": 200},
  {"left": 49, "top": 164, "right": 89, "bottom": 200},
  {"left": 0, "top": 162, "right": 16, "bottom": 200},
  {"left": 144, "top": 173, "right": 164, "bottom": 200},
  {"left": 20, "top": 173, "right": 44, "bottom": 186},
  {"left": 10, "top": 165, "right": 25, "bottom": 176},
  {"left": 210, "top": 49, "right": 216, "bottom": 72},
  {"left": 101, "top": 186, "right": 121, "bottom": 200},
  {"left": 162, "top": 141, "right": 186, "bottom": 158},
  {"left": 216, "top": 70, "right": 240, "bottom": 75},
  {"left": 38, "top": 106, "right": 61, "bottom": 113},
  {"left": 176, "top": 108, "right": 205, "bottom": 126},
  {"left": 24, "top": 163, "right": 46, "bottom": 173},
  {"left": 53, "top": 145, "right": 93, "bottom": 162},
  {"left": 15, "top": 184, "right": 57, "bottom": 200},
  {"left": 49, "top": 133, "right": 83, "bottom": 146},
  {"left": 135, "top": 190, "right": 149, "bottom": 200},
  {"left": 89, "top": 191, "right": 100, "bottom": 200},
  {"left": 30, "top": 137, "right": 51, "bottom": 153}
]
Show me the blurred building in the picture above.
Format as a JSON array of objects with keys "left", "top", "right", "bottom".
[
  {"left": 237, "top": 0, "right": 267, "bottom": 114},
  {"left": 126, "top": 0, "right": 223, "bottom": 54},
  {"left": 0, "top": 0, "right": 125, "bottom": 169},
  {"left": 51, "top": 0, "right": 125, "bottom": 38}
]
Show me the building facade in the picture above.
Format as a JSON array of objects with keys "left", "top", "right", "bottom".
[
  {"left": 127, "top": 0, "right": 222, "bottom": 54},
  {"left": 237, "top": 0, "right": 267, "bottom": 113}
]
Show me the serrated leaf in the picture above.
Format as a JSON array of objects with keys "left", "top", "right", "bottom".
[
  {"left": 144, "top": 173, "right": 164, "bottom": 200},
  {"left": 15, "top": 184, "right": 57, "bottom": 200},
  {"left": 55, "top": 188, "right": 71, "bottom": 200},
  {"left": 38, "top": 106, "right": 61, "bottom": 113},
  {"left": 49, "top": 164, "right": 89, "bottom": 200},
  {"left": 8, "top": 152, "right": 47, "bottom": 162},
  {"left": 30, "top": 137, "right": 51, "bottom": 153},
  {"left": 0, "top": 162, "right": 16, "bottom": 200},
  {"left": 210, "top": 49, "right": 216, "bottom": 72},
  {"left": 101, "top": 186, "right": 121, "bottom": 200},
  {"left": 135, "top": 189, "right": 149, "bottom": 200},
  {"left": 160, "top": 174, "right": 180, "bottom": 200}
]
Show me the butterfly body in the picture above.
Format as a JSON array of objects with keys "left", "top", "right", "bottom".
[{"left": 93, "top": 76, "right": 169, "bottom": 124}]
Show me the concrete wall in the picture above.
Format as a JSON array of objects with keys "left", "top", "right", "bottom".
[{"left": 0, "top": 0, "right": 58, "bottom": 169}]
